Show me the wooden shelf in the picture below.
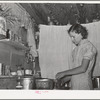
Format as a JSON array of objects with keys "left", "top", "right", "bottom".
[
  {"left": 0, "top": 75, "right": 15, "bottom": 78},
  {"left": 0, "top": 39, "right": 28, "bottom": 50}
]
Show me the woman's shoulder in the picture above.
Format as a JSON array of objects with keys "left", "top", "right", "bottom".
[{"left": 85, "top": 40, "right": 97, "bottom": 54}]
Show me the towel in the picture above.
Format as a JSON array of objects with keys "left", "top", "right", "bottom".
[{"left": 39, "top": 25, "right": 73, "bottom": 79}]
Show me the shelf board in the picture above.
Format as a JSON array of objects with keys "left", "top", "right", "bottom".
[
  {"left": 0, "top": 75, "right": 17, "bottom": 78},
  {"left": 0, "top": 39, "right": 28, "bottom": 50}
]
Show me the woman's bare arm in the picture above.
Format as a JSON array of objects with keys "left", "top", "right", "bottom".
[{"left": 56, "top": 59, "right": 90, "bottom": 79}]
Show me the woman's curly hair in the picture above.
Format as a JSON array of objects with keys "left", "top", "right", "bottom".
[{"left": 68, "top": 24, "right": 88, "bottom": 39}]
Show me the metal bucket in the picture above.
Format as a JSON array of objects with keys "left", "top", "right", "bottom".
[{"left": 21, "top": 77, "right": 34, "bottom": 89}]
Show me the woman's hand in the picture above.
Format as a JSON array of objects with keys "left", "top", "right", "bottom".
[
  {"left": 60, "top": 76, "right": 71, "bottom": 86},
  {"left": 55, "top": 71, "right": 65, "bottom": 80},
  {"left": 55, "top": 75, "right": 71, "bottom": 89}
]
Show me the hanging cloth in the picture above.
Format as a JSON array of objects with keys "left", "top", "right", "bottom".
[
  {"left": 39, "top": 25, "right": 73, "bottom": 79},
  {"left": 27, "top": 23, "right": 38, "bottom": 57}
]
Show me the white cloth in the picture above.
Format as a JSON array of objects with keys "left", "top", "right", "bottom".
[
  {"left": 39, "top": 25, "right": 73, "bottom": 79},
  {"left": 27, "top": 23, "right": 38, "bottom": 57}
]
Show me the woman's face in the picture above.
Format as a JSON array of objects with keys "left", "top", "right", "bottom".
[{"left": 69, "top": 31, "right": 82, "bottom": 45}]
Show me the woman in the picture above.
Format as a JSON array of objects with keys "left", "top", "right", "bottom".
[{"left": 56, "top": 24, "right": 97, "bottom": 90}]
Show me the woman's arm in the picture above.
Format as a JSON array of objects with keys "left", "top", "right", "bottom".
[{"left": 56, "top": 58, "right": 90, "bottom": 79}]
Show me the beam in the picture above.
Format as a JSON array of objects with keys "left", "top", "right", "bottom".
[
  {"left": 30, "top": 3, "right": 48, "bottom": 24},
  {"left": 20, "top": 3, "right": 46, "bottom": 25}
]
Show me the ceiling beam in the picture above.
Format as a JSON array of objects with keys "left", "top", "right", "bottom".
[
  {"left": 20, "top": 3, "right": 46, "bottom": 25},
  {"left": 30, "top": 4, "right": 48, "bottom": 24}
]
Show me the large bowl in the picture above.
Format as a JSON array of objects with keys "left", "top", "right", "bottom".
[{"left": 35, "top": 78, "right": 54, "bottom": 90}]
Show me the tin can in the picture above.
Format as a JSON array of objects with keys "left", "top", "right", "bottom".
[
  {"left": 96, "top": 78, "right": 100, "bottom": 88},
  {"left": 21, "top": 77, "right": 35, "bottom": 89},
  {"left": 93, "top": 77, "right": 100, "bottom": 88}
]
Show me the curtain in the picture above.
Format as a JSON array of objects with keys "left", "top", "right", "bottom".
[
  {"left": 27, "top": 22, "right": 38, "bottom": 57},
  {"left": 39, "top": 25, "right": 73, "bottom": 79}
]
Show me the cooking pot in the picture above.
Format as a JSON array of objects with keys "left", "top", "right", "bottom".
[
  {"left": 35, "top": 78, "right": 54, "bottom": 89},
  {"left": 21, "top": 76, "right": 35, "bottom": 89}
]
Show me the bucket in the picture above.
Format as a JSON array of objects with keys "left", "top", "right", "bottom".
[{"left": 21, "top": 77, "right": 34, "bottom": 89}]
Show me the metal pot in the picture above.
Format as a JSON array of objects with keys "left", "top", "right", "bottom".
[
  {"left": 35, "top": 78, "right": 54, "bottom": 89},
  {"left": 21, "top": 76, "right": 35, "bottom": 89}
]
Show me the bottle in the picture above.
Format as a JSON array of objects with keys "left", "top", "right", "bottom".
[
  {"left": 17, "top": 65, "right": 23, "bottom": 76},
  {"left": 16, "top": 76, "right": 22, "bottom": 89},
  {"left": 6, "top": 29, "right": 10, "bottom": 39},
  {"left": 53, "top": 79, "right": 57, "bottom": 90}
]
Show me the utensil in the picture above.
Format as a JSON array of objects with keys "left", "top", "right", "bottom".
[
  {"left": 25, "top": 69, "right": 32, "bottom": 75},
  {"left": 21, "top": 76, "right": 35, "bottom": 89},
  {"left": 35, "top": 78, "right": 54, "bottom": 89},
  {"left": 93, "top": 77, "right": 100, "bottom": 88}
]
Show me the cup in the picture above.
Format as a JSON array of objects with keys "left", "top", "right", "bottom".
[{"left": 25, "top": 69, "right": 32, "bottom": 75}]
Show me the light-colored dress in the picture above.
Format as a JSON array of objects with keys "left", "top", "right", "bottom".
[{"left": 71, "top": 39, "right": 97, "bottom": 90}]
